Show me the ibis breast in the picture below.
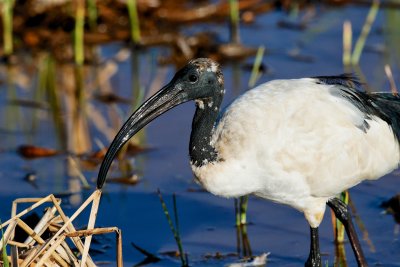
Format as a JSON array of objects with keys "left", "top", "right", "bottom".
[{"left": 192, "top": 78, "right": 400, "bottom": 210}]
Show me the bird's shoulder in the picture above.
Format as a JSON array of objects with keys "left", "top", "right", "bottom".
[{"left": 312, "top": 74, "right": 364, "bottom": 91}]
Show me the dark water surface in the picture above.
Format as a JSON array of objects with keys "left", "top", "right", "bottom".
[{"left": 1, "top": 3, "right": 400, "bottom": 266}]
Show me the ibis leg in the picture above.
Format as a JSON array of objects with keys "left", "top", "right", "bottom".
[
  {"left": 327, "top": 198, "right": 368, "bottom": 267},
  {"left": 305, "top": 227, "right": 322, "bottom": 267}
]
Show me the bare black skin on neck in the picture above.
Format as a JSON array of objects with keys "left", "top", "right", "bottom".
[
  {"left": 189, "top": 96, "right": 223, "bottom": 167},
  {"left": 180, "top": 59, "right": 225, "bottom": 168}
]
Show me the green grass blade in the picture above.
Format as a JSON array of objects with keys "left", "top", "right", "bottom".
[
  {"left": 336, "top": 191, "right": 349, "bottom": 243},
  {"left": 229, "top": 0, "right": 240, "bottom": 43},
  {"left": 2, "top": 0, "right": 14, "bottom": 55},
  {"left": 239, "top": 195, "right": 249, "bottom": 225},
  {"left": 1, "top": 220, "right": 10, "bottom": 267},
  {"left": 351, "top": 0, "right": 380, "bottom": 64},
  {"left": 157, "top": 190, "right": 188, "bottom": 266},
  {"left": 74, "top": 0, "right": 85, "bottom": 65},
  {"left": 87, "top": 0, "right": 98, "bottom": 30},
  {"left": 127, "top": 0, "right": 141, "bottom": 44},
  {"left": 248, "top": 46, "right": 265, "bottom": 87}
]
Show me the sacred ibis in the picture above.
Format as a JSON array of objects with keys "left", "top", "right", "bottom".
[{"left": 97, "top": 58, "right": 400, "bottom": 267}]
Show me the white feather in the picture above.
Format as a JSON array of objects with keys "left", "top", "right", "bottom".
[{"left": 191, "top": 78, "right": 400, "bottom": 227}]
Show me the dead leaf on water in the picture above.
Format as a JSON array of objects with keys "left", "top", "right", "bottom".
[
  {"left": 17, "top": 144, "right": 59, "bottom": 159},
  {"left": 126, "top": 143, "right": 152, "bottom": 156},
  {"left": 94, "top": 92, "right": 132, "bottom": 104}
]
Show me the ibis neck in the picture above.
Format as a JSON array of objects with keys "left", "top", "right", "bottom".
[{"left": 189, "top": 97, "right": 221, "bottom": 167}]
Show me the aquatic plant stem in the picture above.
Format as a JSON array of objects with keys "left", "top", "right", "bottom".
[
  {"left": 229, "top": 0, "right": 240, "bottom": 44},
  {"left": 351, "top": 0, "right": 380, "bottom": 65},
  {"left": 157, "top": 190, "right": 188, "bottom": 267},
  {"left": 240, "top": 195, "right": 249, "bottom": 225},
  {"left": 342, "top": 20, "right": 352, "bottom": 66},
  {"left": 384, "top": 64, "right": 398, "bottom": 95},
  {"left": 74, "top": 0, "right": 85, "bottom": 65},
  {"left": 249, "top": 46, "right": 265, "bottom": 87},
  {"left": 2, "top": 0, "right": 14, "bottom": 56},
  {"left": 1, "top": 220, "right": 10, "bottom": 267},
  {"left": 127, "top": 0, "right": 141, "bottom": 44},
  {"left": 81, "top": 189, "right": 101, "bottom": 267},
  {"left": 87, "top": 0, "right": 98, "bottom": 30},
  {"left": 336, "top": 191, "right": 348, "bottom": 243}
]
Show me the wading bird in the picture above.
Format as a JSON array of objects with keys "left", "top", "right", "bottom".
[{"left": 97, "top": 58, "right": 400, "bottom": 267}]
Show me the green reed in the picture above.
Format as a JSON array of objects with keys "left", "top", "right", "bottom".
[
  {"left": 248, "top": 46, "right": 265, "bottom": 87},
  {"left": 87, "top": 0, "right": 98, "bottom": 30},
  {"left": 2, "top": 0, "right": 14, "bottom": 56},
  {"left": 351, "top": 0, "right": 380, "bottom": 64},
  {"left": 158, "top": 190, "right": 188, "bottom": 267},
  {"left": 39, "top": 54, "right": 67, "bottom": 150},
  {"left": 127, "top": 0, "right": 141, "bottom": 44},
  {"left": 74, "top": 0, "right": 85, "bottom": 65},
  {"left": 335, "top": 191, "right": 348, "bottom": 243},
  {"left": 1, "top": 221, "right": 9, "bottom": 267},
  {"left": 229, "top": 0, "right": 240, "bottom": 44}
]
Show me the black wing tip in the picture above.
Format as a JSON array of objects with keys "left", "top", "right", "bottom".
[{"left": 313, "top": 73, "right": 364, "bottom": 91}]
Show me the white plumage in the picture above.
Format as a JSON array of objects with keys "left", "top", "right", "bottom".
[{"left": 192, "top": 78, "right": 400, "bottom": 228}]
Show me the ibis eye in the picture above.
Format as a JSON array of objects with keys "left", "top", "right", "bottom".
[{"left": 189, "top": 74, "right": 198, "bottom": 83}]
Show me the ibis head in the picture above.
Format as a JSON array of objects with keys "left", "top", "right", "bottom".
[{"left": 97, "top": 58, "right": 224, "bottom": 189}]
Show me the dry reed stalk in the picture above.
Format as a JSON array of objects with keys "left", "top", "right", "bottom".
[
  {"left": 384, "top": 64, "right": 398, "bottom": 95},
  {"left": 66, "top": 227, "right": 118, "bottom": 237},
  {"left": 65, "top": 226, "right": 123, "bottom": 267},
  {"left": 15, "top": 218, "right": 45, "bottom": 245},
  {"left": 1, "top": 196, "right": 54, "bottom": 229},
  {"left": 0, "top": 220, "right": 17, "bottom": 251},
  {"left": 25, "top": 192, "right": 98, "bottom": 267},
  {"left": 10, "top": 245, "right": 19, "bottom": 267},
  {"left": 20, "top": 246, "right": 39, "bottom": 267},
  {"left": 49, "top": 195, "right": 96, "bottom": 266},
  {"left": 342, "top": 20, "right": 352, "bottom": 66},
  {"left": 25, "top": 207, "right": 57, "bottom": 245},
  {"left": 0, "top": 189, "right": 122, "bottom": 266},
  {"left": 7, "top": 240, "right": 30, "bottom": 249},
  {"left": 59, "top": 240, "right": 80, "bottom": 267},
  {"left": 15, "top": 218, "right": 70, "bottom": 267},
  {"left": 36, "top": 235, "right": 66, "bottom": 267},
  {"left": 80, "top": 189, "right": 101, "bottom": 267},
  {"left": 116, "top": 229, "right": 123, "bottom": 267}
]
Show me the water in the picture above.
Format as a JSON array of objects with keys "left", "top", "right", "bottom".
[{"left": 1, "top": 2, "right": 400, "bottom": 266}]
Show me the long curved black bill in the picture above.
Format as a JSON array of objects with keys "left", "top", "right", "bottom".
[{"left": 97, "top": 81, "right": 187, "bottom": 189}]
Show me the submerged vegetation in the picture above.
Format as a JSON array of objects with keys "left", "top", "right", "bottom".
[{"left": 0, "top": 0, "right": 399, "bottom": 266}]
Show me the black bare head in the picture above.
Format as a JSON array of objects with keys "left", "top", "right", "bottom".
[
  {"left": 97, "top": 58, "right": 225, "bottom": 189},
  {"left": 172, "top": 58, "right": 225, "bottom": 101}
]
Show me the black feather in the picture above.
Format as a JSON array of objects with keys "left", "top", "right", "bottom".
[
  {"left": 369, "top": 93, "right": 400, "bottom": 142},
  {"left": 314, "top": 74, "right": 364, "bottom": 92},
  {"left": 315, "top": 75, "right": 400, "bottom": 143}
]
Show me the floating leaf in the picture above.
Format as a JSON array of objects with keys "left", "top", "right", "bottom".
[
  {"left": 94, "top": 92, "right": 132, "bottom": 104},
  {"left": 17, "top": 144, "right": 59, "bottom": 159},
  {"left": 125, "top": 143, "right": 151, "bottom": 156}
]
